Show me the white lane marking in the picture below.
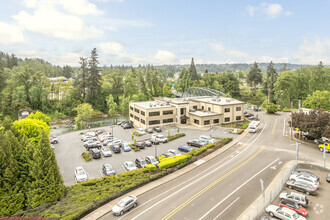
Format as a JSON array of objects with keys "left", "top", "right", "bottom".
[
  {"left": 283, "top": 118, "right": 286, "bottom": 136},
  {"left": 199, "top": 158, "right": 280, "bottom": 220},
  {"left": 194, "top": 160, "right": 205, "bottom": 165},
  {"left": 99, "top": 170, "right": 104, "bottom": 177},
  {"left": 279, "top": 161, "right": 282, "bottom": 164},
  {"left": 270, "top": 165, "right": 276, "bottom": 170},
  {"left": 129, "top": 123, "right": 268, "bottom": 220},
  {"left": 214, "top": 197, "right": 240, "bottom": 220}
]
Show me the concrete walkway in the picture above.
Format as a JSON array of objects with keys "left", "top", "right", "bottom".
[{"left": 82, "top": 129, "right": 250, "bottom": 220}]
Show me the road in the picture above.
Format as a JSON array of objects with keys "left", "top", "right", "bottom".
[{"left": 100, "top": 111, "right": 327, "bottom": 219}]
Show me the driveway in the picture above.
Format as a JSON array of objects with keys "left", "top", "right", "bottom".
[{"left": 53, "top": 125, "right": 239, "bottom": 186}]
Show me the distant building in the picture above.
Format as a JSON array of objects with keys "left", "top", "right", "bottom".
[
  {"left": 129, "top": 96, "right": 245, "bottom": 129},
  {"left": 18, "top": 109, "right": 32, "bottom": 121},
  {"left": 47, "top": 77, "right": 72, "bottom": 100}
]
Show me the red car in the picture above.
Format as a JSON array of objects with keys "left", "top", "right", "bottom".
[
  {"left": 279, "top": 200, "right": 307, "bottom": 217},
  {"left": 244, "top": 113, "right": 254, "bottom": 118}
]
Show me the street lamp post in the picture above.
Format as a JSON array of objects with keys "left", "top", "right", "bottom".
[{"left": 154, "top": 142, "right": 157, "bottom": 158}]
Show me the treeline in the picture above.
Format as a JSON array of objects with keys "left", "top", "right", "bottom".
[{"left": 0, "top": 112, "right": 65, "bottom": 215}]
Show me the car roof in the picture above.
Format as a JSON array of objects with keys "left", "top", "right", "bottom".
[
  {"left": 125, "top": 161, "right": 134, "bottom": 164},
  {"left": 76, "top": 167, "right": 84, "bottom": 171},
  {"left": 103, "top": 163, "right": 112, "bottom": 168},
  {"left": 279, "top": 206, "right": 297, "bottom": 214}
]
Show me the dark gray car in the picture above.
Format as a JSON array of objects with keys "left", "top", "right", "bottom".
[
  {"left": 286, "top": 180, "right": 317, "bottom": 195},
  {"left": 112, "top": 195, "right": 138, "bottom": 216}
]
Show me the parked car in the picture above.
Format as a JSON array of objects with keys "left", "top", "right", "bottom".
[
  {"left": 327, "top": 172, "right": 330, "bottom": 183},
  {"left": 101, "top": 146, "right": 112, "bottom": 157},
  {"left": 244, "top": 113, "right": 254, "bottom": 118},
  {"left": 260, "top": 217, "right": 277, "bottom": 220},
  {"left": 96, "top": 129, "right": 106, "bottom": 135},
  {"left": 49, "top": 136, "right": 58, "bottom": 143},
  {"left": 107, "top": 139, "right": 122, "bottom": 147},
  {"left": 121, "top": 143, "right": 131, "bottom": 152},
  {"left": 199, "top": 135, "right": 215, "bottom": 144},
  {"left": 286, "top": 180, "right": 317, "bottom": 195},
  {"left": 84, "top": 140, "right": 101, "bottom": 150},
  {"left": 102, "top": 164, "right": 116, "bottom": 176},
  {"left": 145, "top": 156, "right": 159, "bottom": 166},
  {"left": 178, "top": 145, "right": 193, "bottom": 152},
  {"left": 75, "top": 167, "right": 88, "bottom": 183},
  {"left": 161, "top": 152, "right": 176, "bottom": 158},
  {"left": 51, "top": 144, "right": 55, "bottom": 150},
  {"left": 319, "top": 143, "right": 330, "bottom": 152},
  {"left": 155, "top": 134, "right": 168, "bottom": 143},
  {"left": 123, "top": 122, "right": 133, "bottom": 129},
  {"left": 187, "top": 139, "right": 205, "bottom": 148},
  {"left": 279, "top": 199, "right": 307, "bottom": 217},
  {"left": 83, "top": 136, "right": 98, "bottom": 142},
  {"left": 265, "top": 205, "right": 306, "bottom": 220},
  {"left": 248, "top": 116, "right": 258, "bottom": 120},
  {"left": 150, "top": 135, "right": 160, "bottom": 144},
  {"left": 117, "top": 121, "right": 126, "bottom": 126},
  {"left": 137, "top": 128, "right": 146, "bottom": 135},
  {"left": 168, "top": 149, "right": 181, "bottom": 156},
  {"left": 153, "top": 126, "right": 162, "bottom": 132},
  {"left": 103, "top": 139, "right": 114, "bottom": 146},
  {"left": 49, "top": 137, "right": 57, "bottom": 144},
  {"left": 112, "top": 195, "right": 138, "bottom": 216},
  {"left": 314, "top": 137, "right": 329, "bottom": 144},
  {"left": 124, "top": 161, "right": 137, "bottom": 171},
  {"left": 290, "top": 171, "right": 320, "bottom": 188},
  {"left": 99, "top": 135, "right": 112, "bottom": 142},
  {"left": 143, "top": 140, "right": 152, "bottom": 147},
  {"left": 301, "top": 133, "right": 315, "bottom": 141},
  {"left": 135, "top": 157, "right": 148, "bottom": 168},
  {"left": 111, "top": 145, "right": 121, "bottom": 154},
  {"left": 120, "top": 121, "right": 129, "bottom": 127},
  {"left": 89, "top": 148, "right": 101, "bottom": 159},
  {"left": 279, "top": 192, "right": 309, "bottom": 207},
  {"left": 135, "top": 142, "right": 145, "bottom": 149},
  {"left": 145, "top": 127, "right": 153, "bottom": 133}
]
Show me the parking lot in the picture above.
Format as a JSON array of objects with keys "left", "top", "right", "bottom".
[
  {"left": 53, "top": 125, "right": 239, "bottom": 186},
  {"left": 259, "top": 163, "right": 330, "bottom": 219}
]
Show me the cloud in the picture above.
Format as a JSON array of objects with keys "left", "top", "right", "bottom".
[
  {"left": 246, "top": 3, "right": 291, "bottom": 19},
  {"left": 0, "top": 22, "right": 25, "bottom": 45},
  {"left": 13, "top": 6, "right": 103, "bottom": 41},
  {"left": 23, "top": 0, "right": 104, "bottom": 16},
  {"left": 98, "top": 41, "right": 123, "bottom": 54},
  {"left": 153, "top": 50, "right": 176, "bottom": 63},
  {"left": 210, "top": 42, "right": 250, "bottom": 59},
  {"left": 56, "top": 52, "right": 84, "bottom": 66},
  {"left": 292, "top": 38, "right": 330, "bottom": 64}
]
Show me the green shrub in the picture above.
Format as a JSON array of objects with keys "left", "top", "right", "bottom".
[
  {"left": 281, "top": 108, "right": 291, "bottom": 112},
  {"left": 133, "top": 131, "right": 142, "bottom": 136},
  {"left": 266, "top": 103, "right": 278, "bottom": 114},
  {"left": 167, "top": 133, "right": 185, "bottom": 141},
  {"left": 81, "top": 152, "right": 91, "bottom": 162},
  {"left": 158, "top": 155, "right": 189, "bottom": 170},
  {"left": 145, "top": 164, "right": 156, "bottom": 171},
  {"left": 238, "top": 129, "right": 244, "bottom": 134},
  {"left": 238, "top": 122, "right": 249, "bottom": 129}
]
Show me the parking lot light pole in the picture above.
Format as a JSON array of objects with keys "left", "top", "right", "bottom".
[{"left": 154, "top": 142, "right": 157, "bottom": 158}]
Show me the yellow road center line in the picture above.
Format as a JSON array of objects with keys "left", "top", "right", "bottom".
[
  {"left": 271, "top": 119, "right": 278, "bottom": 135},
  {"left": 161, "top": 146, "right": 265, "bottom": 220}
]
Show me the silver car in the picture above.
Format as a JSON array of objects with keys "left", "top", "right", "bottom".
[
  {"left": 168, "top": 149, "right": 181, "bottom": 156},
  {"left": 145, "top": 156, "right": 159, "bottom": 166},
  {"left": 279, "top": 192, "right": 309, "bottom": 207},
  {"left": 112, "top": 195, "right": 138, "bottom": 216},
  {"left": 290, "top": 171, "right": 320, "bottom": 188},
  {"left": 265, "top": 205, "right": 306, "bottom": 220},
  {"left": 124, "top": 161, "right": 137, "bottom": 171},
  {"left": 75, "top": 167, "right": 88, "bottom": 183},
  {"left": 101, "top": 147, "right": 112, "bottom": 157}
]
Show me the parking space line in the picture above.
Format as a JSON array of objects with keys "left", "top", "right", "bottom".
[
  {"left": 214, "top": 197, "right": 239, "bottom": 220},
  {"left": 99, "top": 170, "right": 104, "bottom": 178}
]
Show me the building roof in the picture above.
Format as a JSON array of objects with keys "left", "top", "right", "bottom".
[
  {"left": 131, "top": 101, "right": 174, "bottom": 109},
  {"left": 156, "top": 96, "right": 244, "bottom": 106},
  {"left": 189, "top": 110, "right": 221, "bottom": 117}
]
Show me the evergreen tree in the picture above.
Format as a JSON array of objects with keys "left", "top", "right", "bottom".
[
  {"left": 86, "top": 48, "right": 102, "bottom": 108},
  {"left": 107, "top": 94, "right": 118, "bottom": 117},
  {"left": 247, "top": 62, "right": 262, "bottom": 91},
  {"left": 189, "top": 58, "right": 198, "bottom": 81},
  {"left": 75, "top": 57, "right": 88, "bottom": 102},
  {"left": 145, "top": 65, "right": 153, "bottom": 96},
  {"left": 266, "top": 61, "right": 278, "bottom": 102},
  {"left": 138, "top": 70, "right": 148, "bottom": 99}
]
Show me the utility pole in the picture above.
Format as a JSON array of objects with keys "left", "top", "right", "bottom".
[{"left": 290, "top": 101, "right": 293, "bottom": 140}]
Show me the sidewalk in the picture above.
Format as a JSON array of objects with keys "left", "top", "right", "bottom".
[{"left": 82, "top": 129, "right": 250, "bottom": 220}]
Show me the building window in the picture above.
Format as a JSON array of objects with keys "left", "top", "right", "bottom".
[
  {"left": 194, "top": 119, "right": 199, "bottom": 124},
  {"left": 134, "top": 108, "right": 140, "bottom": 113},
  {"left": 180, "top": 108, "right": 185, "bottom": 115},
  {"left": 193, "top": 105, "right": 197, "bottom": 110},
  {"left": 134, "top": 116, "right": 140, "bottom": 121},
  {"left": 163, "top": 110, "right": 173, "bottom": 115},
  {"left": 202, "top": 106, "right": 204, "bottom": 110},
  {"left": 141, "top": 111, "right": 145, "bottom": 116},
  {"left": 149, "top": 120, "right": 160, "bottom": 125},
  {"left": 149, "top": 111, "right": 160, "bottom": 117},
  {"left": 213, "top": 119, "right": 219, "bottom": 124},
  {"left": 130, "top": 106, "right": 133, "bottom": 110},
  {"left": 208, "top": 107, "right": 211, "bottom": 111},
  {"left": 130, "top": 113, "right": 133, "bottom": 118},
  {"left": 141, "top": 119, "right": 145, "bottom": 124},
  {"left": 225, "top": 108, "right": 230, "bottom": 112},
  {"left": 204, "top": 120, "right": 210, "bottom": 125},
  {"left": 225, "top": 117, "right": 230, "bottom": 122},
  {"left": 236, "top": 107, "right": 241, "bottom": 111},
  {"left": 163, "top": 118, "right": 174, "bottom": 123},
  {"left": 236, "top": 116, "right": 242, "bottom": 121}
]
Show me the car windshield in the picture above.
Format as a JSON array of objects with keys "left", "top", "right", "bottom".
[
  {"left": 103, "top": 148, "right": 110, "bottom": 152},
  {"left": 141, "top": 161, "right": 147, "bottom": 165},
  {"left": 292, "top": 213, "right": 299, "bottom": 220},
  {"left": 117, "top": 200, "right": 126, "bottom": 207},
  {"left": 77, "top": 169, "right": 85, "bottom": 175},
  {"left": 151, "top": 158, "right": 157, "bottom": 162},
  {"left": 158, "top": 135, "right": 165, "bottom": 138},
  {"left": 127, "top": 163, "right": 134, "bottom": 167},
  {"left": 105, "top": 166, "right": 113, "bottom": 171}
]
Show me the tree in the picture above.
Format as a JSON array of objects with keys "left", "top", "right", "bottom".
[
  {"left": 27, "top": 111, "right": 51, "bottom": 126},
  {"left": 265, "top": 61, "right": 278, "bottom": 102},
  {"left": 15, "top": 65, "right": 35, "bottom": 105},
  {"left": 107, "top": 94, "right": 117, "bottom": 118},
  {"left": 86, "top": 48, "right": 102, "bottom": 108},
  {"left": 303, "top": 90, "right": 330, "bottom": 111},
  {"left": 266, "top": 103, "right": 278, "bottom": 114},
  {"left": 13, "top": 118, "right": 50, "bottom": 143},
  {"left": 189, "top": 58, "right": 198, "bottom": 81},
  {"left": 75, "top": 57, "right": 88, "bottom": 102},
  {"left": 274, "top": 71, "right": 298, "bottom": 108},
  {"left": 219, "top": 72, "right": 240, "bottom": 98},
  {"left": 74, "top": 103, "right": 94, "bottom": 130},
  {"left": 162, "top": 85, "right": 172, "bottom": 97},
  {"left": 247, "top": 62, "right": 262, "bottom": 91},
  {"left": 62, "top": 65, "right": 73, "bottom": 78},
  {"left": 120, "top": 97, "right": 130, "bottom": 116}
]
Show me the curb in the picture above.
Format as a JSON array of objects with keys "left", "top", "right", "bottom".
[{"left": 82, "top": 129, "right": 250, "bottom": 220}]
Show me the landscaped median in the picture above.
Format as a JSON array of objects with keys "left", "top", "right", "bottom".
[
  {"left": 17, "top": 137, "right": 232, "bottom": 219},
  {"left": 167, "top": 133, "right": 185, "bottom": 141}
]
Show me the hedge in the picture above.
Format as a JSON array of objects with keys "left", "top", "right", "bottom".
[
  {"left": 145, "top": 164, "right": 156, "bottom": 171},
  {"left": 238, "top": 122, "right": 249, "bottom": 129},
  {"left": 81, "top": 152, "right": 91, "bottom": 162},
  {"left": 133, "top": 131, "right": 142, "bottom": 136},
  {"left": 158, "top": 155, "right": 189, "bottom": 170},
  {"left": 167, "top": 133, "right": 186, "bottom": 141}
]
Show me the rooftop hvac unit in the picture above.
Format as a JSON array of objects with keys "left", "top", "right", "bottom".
[
  {"left": 226, "top": 99, "right": 231, "bottom": 102},
  {"left": 149, "top": 103, "right": 153, "bottom": 107},
  {"left": 211, "top": 98, "right": 217, "bottom": 101},
  {"left": 217, "top": 99, "right": 221, "bottom": 102},
  {"left": 160, "top": 104, "right": 164, "bottom": 106}
]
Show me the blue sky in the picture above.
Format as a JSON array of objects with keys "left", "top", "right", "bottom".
[{"left": 0, "top": 0, "right": 330, "bottom": 66}]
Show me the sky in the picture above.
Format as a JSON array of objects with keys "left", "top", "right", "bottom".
[{"left": 1, "top": 0, "right": 330, "bottom": 66}]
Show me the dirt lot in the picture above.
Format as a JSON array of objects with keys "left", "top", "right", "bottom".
[{"left": 259, "top": 163, "right": 330, "bottom": 219}]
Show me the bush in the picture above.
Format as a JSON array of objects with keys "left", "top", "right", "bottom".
[
  {"left": 158, "top": 155, "right": 189, "bottom": 170},
  {"left": 266, "top": 103, "right": 278, "bottom": 114},
  {"left": 167, "top": 133, "right": 185, "bottom": 141},
  {"left": 238, "top": 122, "right": 249, "bottom": 129},
  {"left": 81, "top": 152, "right": 91, "bottom": 162},
  {"left": 238, "top": 129, "right": 244, "bottom": 134},
  {"left": 133, "top": 132, "right": 142, "bottom": 136},
  {"left": 282, "top": 108, "right": 291, "bottom": 112},
  {"left": 145, "top": 164, "right": 156, "bottom": 172}
]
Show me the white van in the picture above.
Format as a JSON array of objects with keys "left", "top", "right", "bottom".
[{"left": 249, "top": 121, "right": 260, "bottom": 133}]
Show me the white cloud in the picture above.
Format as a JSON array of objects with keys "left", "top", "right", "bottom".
[
  {"left": 0, "top": 21, "right": 25, "bottom": 45},
  {"left": 246, "top": 3, "right": 291, "bottom": 19},
  {"left": 292, "top": 38, "right": 330, "bottom": 64},
  {"left": 98, "top": 41, "right": 123, "bottom": 54},
  {"left": 153, "top": 50, "right": 176, "bottom": 64},
  {"left": 56, "top": 52, "right": 84, "bottom": 66},
  {"left": 23, "top": 0, "right": 104, "bottom": 16},
  {"left": 210, "top": 42, "right": 250, "bottom": 59},
  {"left": 13, "top": 7, "right": 103, "bottom": 41}
]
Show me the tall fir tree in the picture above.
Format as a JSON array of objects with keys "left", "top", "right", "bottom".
[
  {"left": 247, "top": 62, "right": 262, "bottom": 91},
  {"left": 75, "top": 57, "right": 88, "bottom": 102},
  {"left": 138, "top": 70, "right": 148, "bottom": 99},
  {"left": 86, "top": 48, "right": 102, "bottom": 108},
  {"left": 145, "top": 65, "right": 153, "bottom": 96},
  {"left": 266, "top": 61, "right": 278, "bottom": 102},
  {"left": 189, "top": 58, "right": 198, "bottom": 81}
]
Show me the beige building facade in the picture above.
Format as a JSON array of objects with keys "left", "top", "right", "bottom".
[{"left": 129, "top": 96, "right": 245, "bottom": 129}]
